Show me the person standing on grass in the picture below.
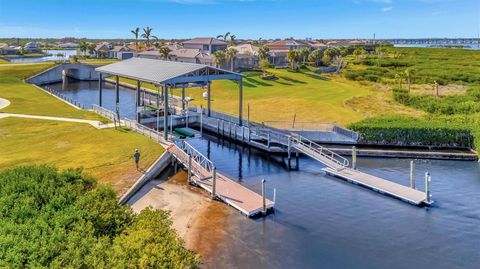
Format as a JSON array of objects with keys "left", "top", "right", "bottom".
[{"left": 133, "top": 149, "right": 140, "bottom": 170}]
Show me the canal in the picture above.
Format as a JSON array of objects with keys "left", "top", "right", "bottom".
[{"left": 46, "top": 79, "right": 480, "bottom": 269}]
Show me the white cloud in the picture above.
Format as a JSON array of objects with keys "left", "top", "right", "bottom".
[{"left": 382, "top": 6, "right": 393, "bottom": 12}]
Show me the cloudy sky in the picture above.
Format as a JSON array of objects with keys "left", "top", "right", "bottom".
[{"left": 0, "top": 0, "right": 478, "bottom": 39}]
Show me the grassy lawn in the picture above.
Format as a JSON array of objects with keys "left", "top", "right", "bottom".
[
  {"left": 122, "top": 68, "right": 418, "bottom": 126},
  {"left": 0, "top": 58, "right": 9, "bottom": 64},
  {"left": 0, "top": 117, "right": 164, "bottom": 194},
  {"left": 0, "top": 63, "right": 103, "bottom": 120}
]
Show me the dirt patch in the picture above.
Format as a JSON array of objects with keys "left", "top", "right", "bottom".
[
  {"left": 411, "top": 84, "right": 468, "bottom": 96},
  {"left": 127, "top": 170, "right": 232, "bottom": 263},
  {"left": 345, "top": 92, "right": 425, "bottom": 118}
]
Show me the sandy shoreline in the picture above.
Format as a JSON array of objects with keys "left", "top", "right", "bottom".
[{"left": 127, "top": 170, "right": 231, "bottom": 261}]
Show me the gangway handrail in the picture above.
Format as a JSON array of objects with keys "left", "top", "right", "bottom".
[
  {"left": 291, "top": 134, "right": 349, "bottom": 168},
  {"left": 177, "top": 141, "right": 215, "bottom": 173}
]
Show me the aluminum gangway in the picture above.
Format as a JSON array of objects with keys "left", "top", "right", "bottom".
[
  {"left": 250, "top": 128, "right": 431, "bottom": 206},
  {"left": 168, "top": 141, "right": 274, "bottom": 217}
]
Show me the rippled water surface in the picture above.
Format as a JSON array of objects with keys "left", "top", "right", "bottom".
[{"left": 187, "top": 134, "right": 480, "bottom": 269}]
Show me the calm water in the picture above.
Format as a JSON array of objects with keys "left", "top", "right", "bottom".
[
  {"left": 186, "top": 134, "right": 480, "bottom": 269},
  {"left": 44, "top": 80, "right": 137, "bottom": 119},
  {"left": 394, "top": 43, "right": 480, "bottom": 50},
  {"left": 49, "top": 81, "right": 480, "bottom": 268},
  {"left": 8, "top": 49, "right": 77, "bottom": 62}
]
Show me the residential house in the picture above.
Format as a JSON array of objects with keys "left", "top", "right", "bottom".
[
  {"left": 108, "top": 45, "right": 129, "bottom": 59},
  {"left": 182, "top": 38, "right": 228, "bottom": 54},
  {"left": 267, "top": 39, "right": 312, "bottom": 51},
  {"left": 230, "top": 44, "right": 260, "bottom": 70},
  {"left": 24, "top": 42, "right": 42, "bottom": 53},
  {"left": 94, "top": 42, "right": 112, "bottom": 58},
  {"left": 0, "top": 43, "right": 19, "bottom": 55}
]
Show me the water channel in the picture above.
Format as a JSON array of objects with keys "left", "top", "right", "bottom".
[{"left": 46, "top": 79, "right": 480, "bottom": 269}]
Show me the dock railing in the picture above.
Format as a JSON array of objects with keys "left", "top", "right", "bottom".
[
  {"left": 176, "top": 140, "right": 215, "bottom": 173},
  {"left": 43, "top": 85, "right": 86, "bottom": 109},
  {"left": 92, "top": 104, "right": 118, "bottom": 122},
  {"left": 123, "top": 118, "right": 165, "bottom": 143},
  {"left": 291, "top": 134, "right": 349, "bottom": 168}
]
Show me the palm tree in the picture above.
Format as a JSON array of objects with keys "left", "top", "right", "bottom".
[
  {"left": 79, "top": 41, "right": 88, "bottom": 56},
  {"left": 131, "top": 27, "right": 140, "bottom": 50},
  {"left": 217, "top": 32, "right": 231, "bottom": 41},
  {"left": 308, "top": 49, "right": 324, "bottom": 67},
  {"left": 395, "top": 73, "right": 404, "bottom": 89},
  {"left": 287, "top": 50, "right": 300, "bottom": 70},
  {"left": 258, "top": 45, "right": 270, "bottom": 61},
  {"left": 142, "top": 27, "right": 153, "bottom": 47},
  {"left": 229, "top": 35, "right": 237, "bottom": 46},
  {"left": 300, "top": 47, "right": 310, "bottom": 64},
  {"left": 225, "top": 47, "right": 238, "bottom": 71},
  {"left": 159, "top": 45, "right": 171, "bottom": 60},
  {"left": 213, "top": 50, "right": 226, "bottom": 68},
  {"left": 87, "top": 43, "right": 96, "bottom": 57}
]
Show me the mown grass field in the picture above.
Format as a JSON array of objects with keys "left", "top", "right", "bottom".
[
  {"left": 0, "top": 63, "right": 103, "bottom": 119},
  {"left": 0, "top": 63, "right": 164, "bottom": 193},
  {"left": 0, "top": 117, "right": 164, "bottom": 194},
  {"left": 122, "top": 68, "right": 419, "bottom": 126}
]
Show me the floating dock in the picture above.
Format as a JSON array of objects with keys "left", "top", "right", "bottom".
[{"left": 168, "top": 142, "right": 274, "bottom": 217}]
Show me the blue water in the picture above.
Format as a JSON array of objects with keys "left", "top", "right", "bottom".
[
  {"left": 186, "top": 134, "right": 480, "bottom": 269},
  {"left": 7, "top": 49, "right": 77, "bottom": 63},
  {"left": 44, "top": 81, "right": 480, "bottom": 268},
  {"left": 44, "top": 80, "right": 137, "bottom": 119}
]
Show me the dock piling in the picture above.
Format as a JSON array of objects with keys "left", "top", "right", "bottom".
[
  {"left": 425, "top": 172, "right": 431, "bottom": 204},
  {"left": 212, "top": 168, "right": 217, "bottom": 199},
  {"left": 262, "top": 179, "right": 266, "bottom": 214},
  {"left": 287, "top": 136, "right": 292, "bottom": 168},
  {"left": 410, "top": 161, "right": 415, "bottom": 189},
  {"left": 188, "top": 155, "right": 192, "bottom": 184},
  {"left": 352, "top": 146, "right": 357, "bottom": 170}
]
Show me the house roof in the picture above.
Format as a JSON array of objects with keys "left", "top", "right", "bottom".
[
  {"left": 95, "top": 42, "right": 110, "bottom": 51},
  {"left": 183, "top": 38, "right": 228, "bottom": 46},
  {"left": 95, "top": 57, "right": 242, "bottom": 85},
  {"left": 170, "top": 48, "right": 202, "bottom": 58},
  {"left": 110, "top": 46, "right": 126, "bottom": 52},
  {"left": 230, "top": 44, "right": 260, "bottom": 56},
  {"left": 267, "top": 39, "right": 311, "bottom": 47}
]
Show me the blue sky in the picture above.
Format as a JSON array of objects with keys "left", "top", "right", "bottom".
[{"left": 0, "top": 0, "right": 479, "bottom": 39}]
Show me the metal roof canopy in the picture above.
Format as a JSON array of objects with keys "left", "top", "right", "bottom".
[{"left": 95, "top": 57, "right": 243, "bottom": 87}]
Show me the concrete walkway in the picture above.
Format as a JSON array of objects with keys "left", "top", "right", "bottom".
[
  {"left": 0, "top": 98, "right": 10, "bottom": 110},
  {"left": 0, "top": 112, "right": 116, "bottom": 129}
]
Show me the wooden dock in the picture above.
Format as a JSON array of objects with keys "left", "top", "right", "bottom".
[
  {"left": 168, "top": 142, "right": 274, "bottom": 217},
  {"left": 323, "top": 167, "right": 428, "bottom": 205}
]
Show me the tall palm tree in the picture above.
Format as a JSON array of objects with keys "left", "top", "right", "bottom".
[
  {"left": 87, "top": 43, "right": 96, "bottom": 56},
  {"left": 300, "top": 47, "right": 310, "bottom": 64},
  {"left": 159, "top": 45, "right": 171, "bottom": 60},
  {"left": 258, "top": 45, "right": 270, "bottom": 61},
  {"left": 229, "top": 35, "right": 237, "bottom": 46},
  {"left": 131, "top": 27, "right": 140, "bottom": 50},
  {"left": 287, "top": 50, "right": 300, "bottom": 70},
  {"left": 225, "top": 47, "right": 238, "bottom": 71},
  {"left": 79, "top": 41, "right": 88, "bottom": 56},
  {"left": 142, "top": 27, "right": 153, "bottom": 47},
  {"left": 217, "top": 32, "right": 230, "bottom": 41},
  {"left": 213, "top": 50, "right": 226, "bottom": 68}
]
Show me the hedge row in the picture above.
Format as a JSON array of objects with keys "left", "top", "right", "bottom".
[{"left": 349, "top": 116, "right": 475, "bottom": 148}]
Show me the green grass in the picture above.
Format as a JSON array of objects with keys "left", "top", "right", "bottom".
[
  {"left": 0, "top": 117, "right": 164, "bottom": 194},
  {"left": 122, "top": 68, "right": 390, "bottom": 126},
  {"left": 0, "top": 63, "right": 103, "bottom": 120}
]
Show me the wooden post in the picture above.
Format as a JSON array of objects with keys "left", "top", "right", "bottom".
[
  {"left": 410, "top": 160, "right": 415, "bottom": 189},
  {"left": 156, "top": 109, "right": 160, "bottom": 131},
  {"left": 115, "top": 75, "right": 120, "bottom": 119},
  {"left": 267, "top": 132, "right": 271, "bottom": 148},
  {"left": 136, "top": 80, "right": 141, "bottom": 123},
  {"left": 182, "top": 86, "right": 186, "bottom": 111},
  {"left": 238, "top": 78, "right": 243, "bottom": 126},
  {"left": 207, "top": 82, "right": 212, "bottom": 117},
  {"left": 287, "top": 136, "right": 292, "bottom": 168},
  {"left": 188, "top": 155, "right": 192, "bottom": 184},
  {"left": 352, "top": 146, "right": 357, "bottom": 170},
  {"left": 212, "top": 168, "right": 217, "bottom": 199},
  {"left": 425, "top": 172, "right": 431, "bottom": 204},
  {"left": 217, "top": 119, "right": 220, "bottom": 134},
  {"left": 200, "top": 105, "right": 203, "bottom": 137},
  {"left": 247, "top": 103, "right": 250, "bottom": 128},
  {"left": 163, "top": 85, "right": 169, "bottom": 140},
  {"left": 262, "top": 179, "right": 266, "bottom": 214},
  {"left": 98, "top": 73, "right": 103, "bottom": 107}
]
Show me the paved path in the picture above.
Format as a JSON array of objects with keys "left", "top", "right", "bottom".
[
  {"left": 0, "top": 98, "right": 10, "bottom": 110},
  {"left": 0, "top": 112, "right": 115, "bottom": 129}
]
